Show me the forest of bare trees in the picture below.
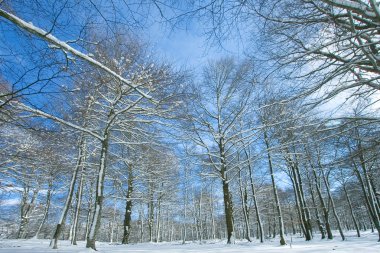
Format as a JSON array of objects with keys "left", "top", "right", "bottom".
[{"left": 0, "top": 1, "right": 379, "bottom": 252}]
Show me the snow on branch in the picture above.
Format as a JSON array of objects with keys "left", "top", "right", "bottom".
[
  {"left": 11, "top": 101, "right": 103, "bottom": 141},
  {"left": 0, "top": 8, "right": 153, "bottom": 100}
]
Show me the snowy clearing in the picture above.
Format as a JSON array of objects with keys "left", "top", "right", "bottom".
[{"left": 0, "top": 231, "right": 379, "bottom": 253}]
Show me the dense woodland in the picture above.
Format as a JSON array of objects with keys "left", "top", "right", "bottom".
[{"left": 0, "top": 0, "right": 379, "bottom": 251}]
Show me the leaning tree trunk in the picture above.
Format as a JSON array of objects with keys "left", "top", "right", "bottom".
[
  {"left": 343, "top": 183, "right": 360, "bottom": 237},
  {"left": 351, "top": 158, "right": 380, "bottom": 241},
  {"left": 294, "top": 160, "right": 313, "bottom": 239},
  {"left": 245, "top": 148, "right": 264, "bottom": 243},
  {"left": 86, "top": 135, "right": 109, "bottom": 250},
  {"left": 264, "top": 131, "right": 286, "bottom": 245},
  {"left": 284, "top": 150, "right": 312, "bottom": 241},
  {"left": 34, "top": 178, "right": 53, "bottom": 239},
  {"left": 312, "top": 159, "right": 333, "bottom": 239},
  {"left": 71, "top": 166, "right": 85, "bottom": 245},
  {"left": 321, "top": 169, "right": 345, "bottom": 241},
  {"left": 122, "top": 163, "right": 134, "bottom": 244},
  {"left": 288, "top": 166, "right": 308, "bottom": 240},
  {"left": 51, "top": 136, "right": 85, "bottom": 249},
  {"left": 249, "top": 177, "right": 264, "bottom": 242},
  {"left": 306, "top": 169, "right": 325, "bottom": 239}
]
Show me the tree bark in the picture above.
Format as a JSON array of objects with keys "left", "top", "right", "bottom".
[
  {"left": 71, "top": 166, "right": 85, "bottom": 245},
  {"left": 264, "top": 131, "right": 286, "bottom": 245},
  {"left": 343, "top": 183, "right": 360, "bottom": 237},
  {"left": 321, "top": 169, "right": 345, "bottom": 240},
  {"left": 51, "top": 136, "right": 85, "bottom": 249},
  {"left": 122, "top": 163, "right": 134, "bottom": 244},
  {"left": 245, "top": 148, "right": 264, "bottom": 243},
  {"left": 86, "top": 136, "right": 109, "bottom": 250},
  {"left": 35, "top": 178, "right": 52, "bottom": 239},
  {"left": 238, "top": 169, "right": 251, "bottom": 242}
]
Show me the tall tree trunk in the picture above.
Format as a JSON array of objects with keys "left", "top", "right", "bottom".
[
  {"left": 85, "top": 179, "right": 94, "bottom": 241},
  {"left": 182, "top": 167, "right": 188, "bottom": 244},
  {"left": 51, "top": 136, "right": 85, "bottom": 249},
  {"left": 148, "top": 180, "right": 155, "bottom": 243},
  {"left": 264, "top": 131, "right": 286, "bottom": 245},
  {"left": 71, "top": 166, "right": 85, "bottom": 245},
  {"left": 238, "top": 169, "right": 251, "bottom": 242},
  {"left": 122, "top": 163, "right": 134, "bottom": 244},
  {"left": 139, "top": 205, "right": 144, "bottom": 243},
  {"left": 351, "top": 158, "right": 380, "bottom": 241},
  {"left": 312, "top": 159, "right": 333, "bottom": 239},
  {"left": 155, "top": 194, "right": 162, "bottom": 243},
  {"left": 86, "top": 136, "right": 109, "bottom": 250},
  {"left": 290, "top": 213, "right": 296, "bottom": 235},
  {"left": 321, "top": 169, "right": 345, "bottom": 240},
  {"left": 285, "top": 151, "right": 311, "bottom": 241},
  {"left": 221, "top": 175, "right": 234, "bottom": 244},
  {"left": 245, "top": 148, "right": 264, "bottom": 243},
  {"left": 196, "top": 184, "right": 203, "bottom": 244},
  {"left": 343, "top": 183, "right": 360, "bottom": 237},
  {"left": 289, "top": 167, "right": 308, "bottom": 239},
  {"left": 306, "top": 169, "right": 325, "bottom": 239},
  {"left": 210, "top": 183, "right": 216, "bottom": 240},
  {"left": 109, "top": 196, "right": 117, "bottom": 243},
  {"left": 219, "top": 138, "right": 235, "bottom": 244},
  {"left": 35, "top": 178, "right": 53, "bottom": 239}
]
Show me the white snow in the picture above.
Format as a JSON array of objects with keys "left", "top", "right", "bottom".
[{"left": 0, "top": 231, "right": 378, "bottom": 253}]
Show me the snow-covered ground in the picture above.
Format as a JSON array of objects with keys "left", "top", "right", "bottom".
[{"left": 0, "top": 231, "right": 378, "bottom": 253}]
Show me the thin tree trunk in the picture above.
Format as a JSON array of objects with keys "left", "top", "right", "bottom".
[
  {"left": 238, "top": 169, "right": 251, "bottom": 242},
  {"left": 285, "top": 151, "right": 311, "bottom": 241},
  {"left": 264, "top": 131, "right": 286, "bottom": 245},
  {"left": 34, "top": 179, "right": 52, "bottom": 239},
  {"left": 148, "top": 181, "right": 154, "bottom": 242},
  {"left": 18, "top": 187, "right": 39, "bottom": 239},
  {"left": 321, "top": 169, "right": 345, "bottom": 240},
  {"left": 72, "top": 166, "right": 85, "bottom": 245},
  {"left": 343, "top": 183, "right": 360, "bottom": 237},
  {"left": 155, "top": 195, "right": 162, "bottom": 243},
  {"left": 312, "top": 159, "right": 333, "bottom": 239},
  {"left": 306, "top": 169, "right": 325, "bottom": 239},
  {"left": 245, "top": 148, "right": 264, "bottom": 243},
  {"left": 110, "top": 195, "right": 117, "bottom": 243},
  {"left": 51, "top": 136, "right": 85, "bottom": 249}
]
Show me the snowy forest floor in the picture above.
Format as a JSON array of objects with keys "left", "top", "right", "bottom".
[{"left": 0, "top": 231, "right": 379, "bottom": 253}]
